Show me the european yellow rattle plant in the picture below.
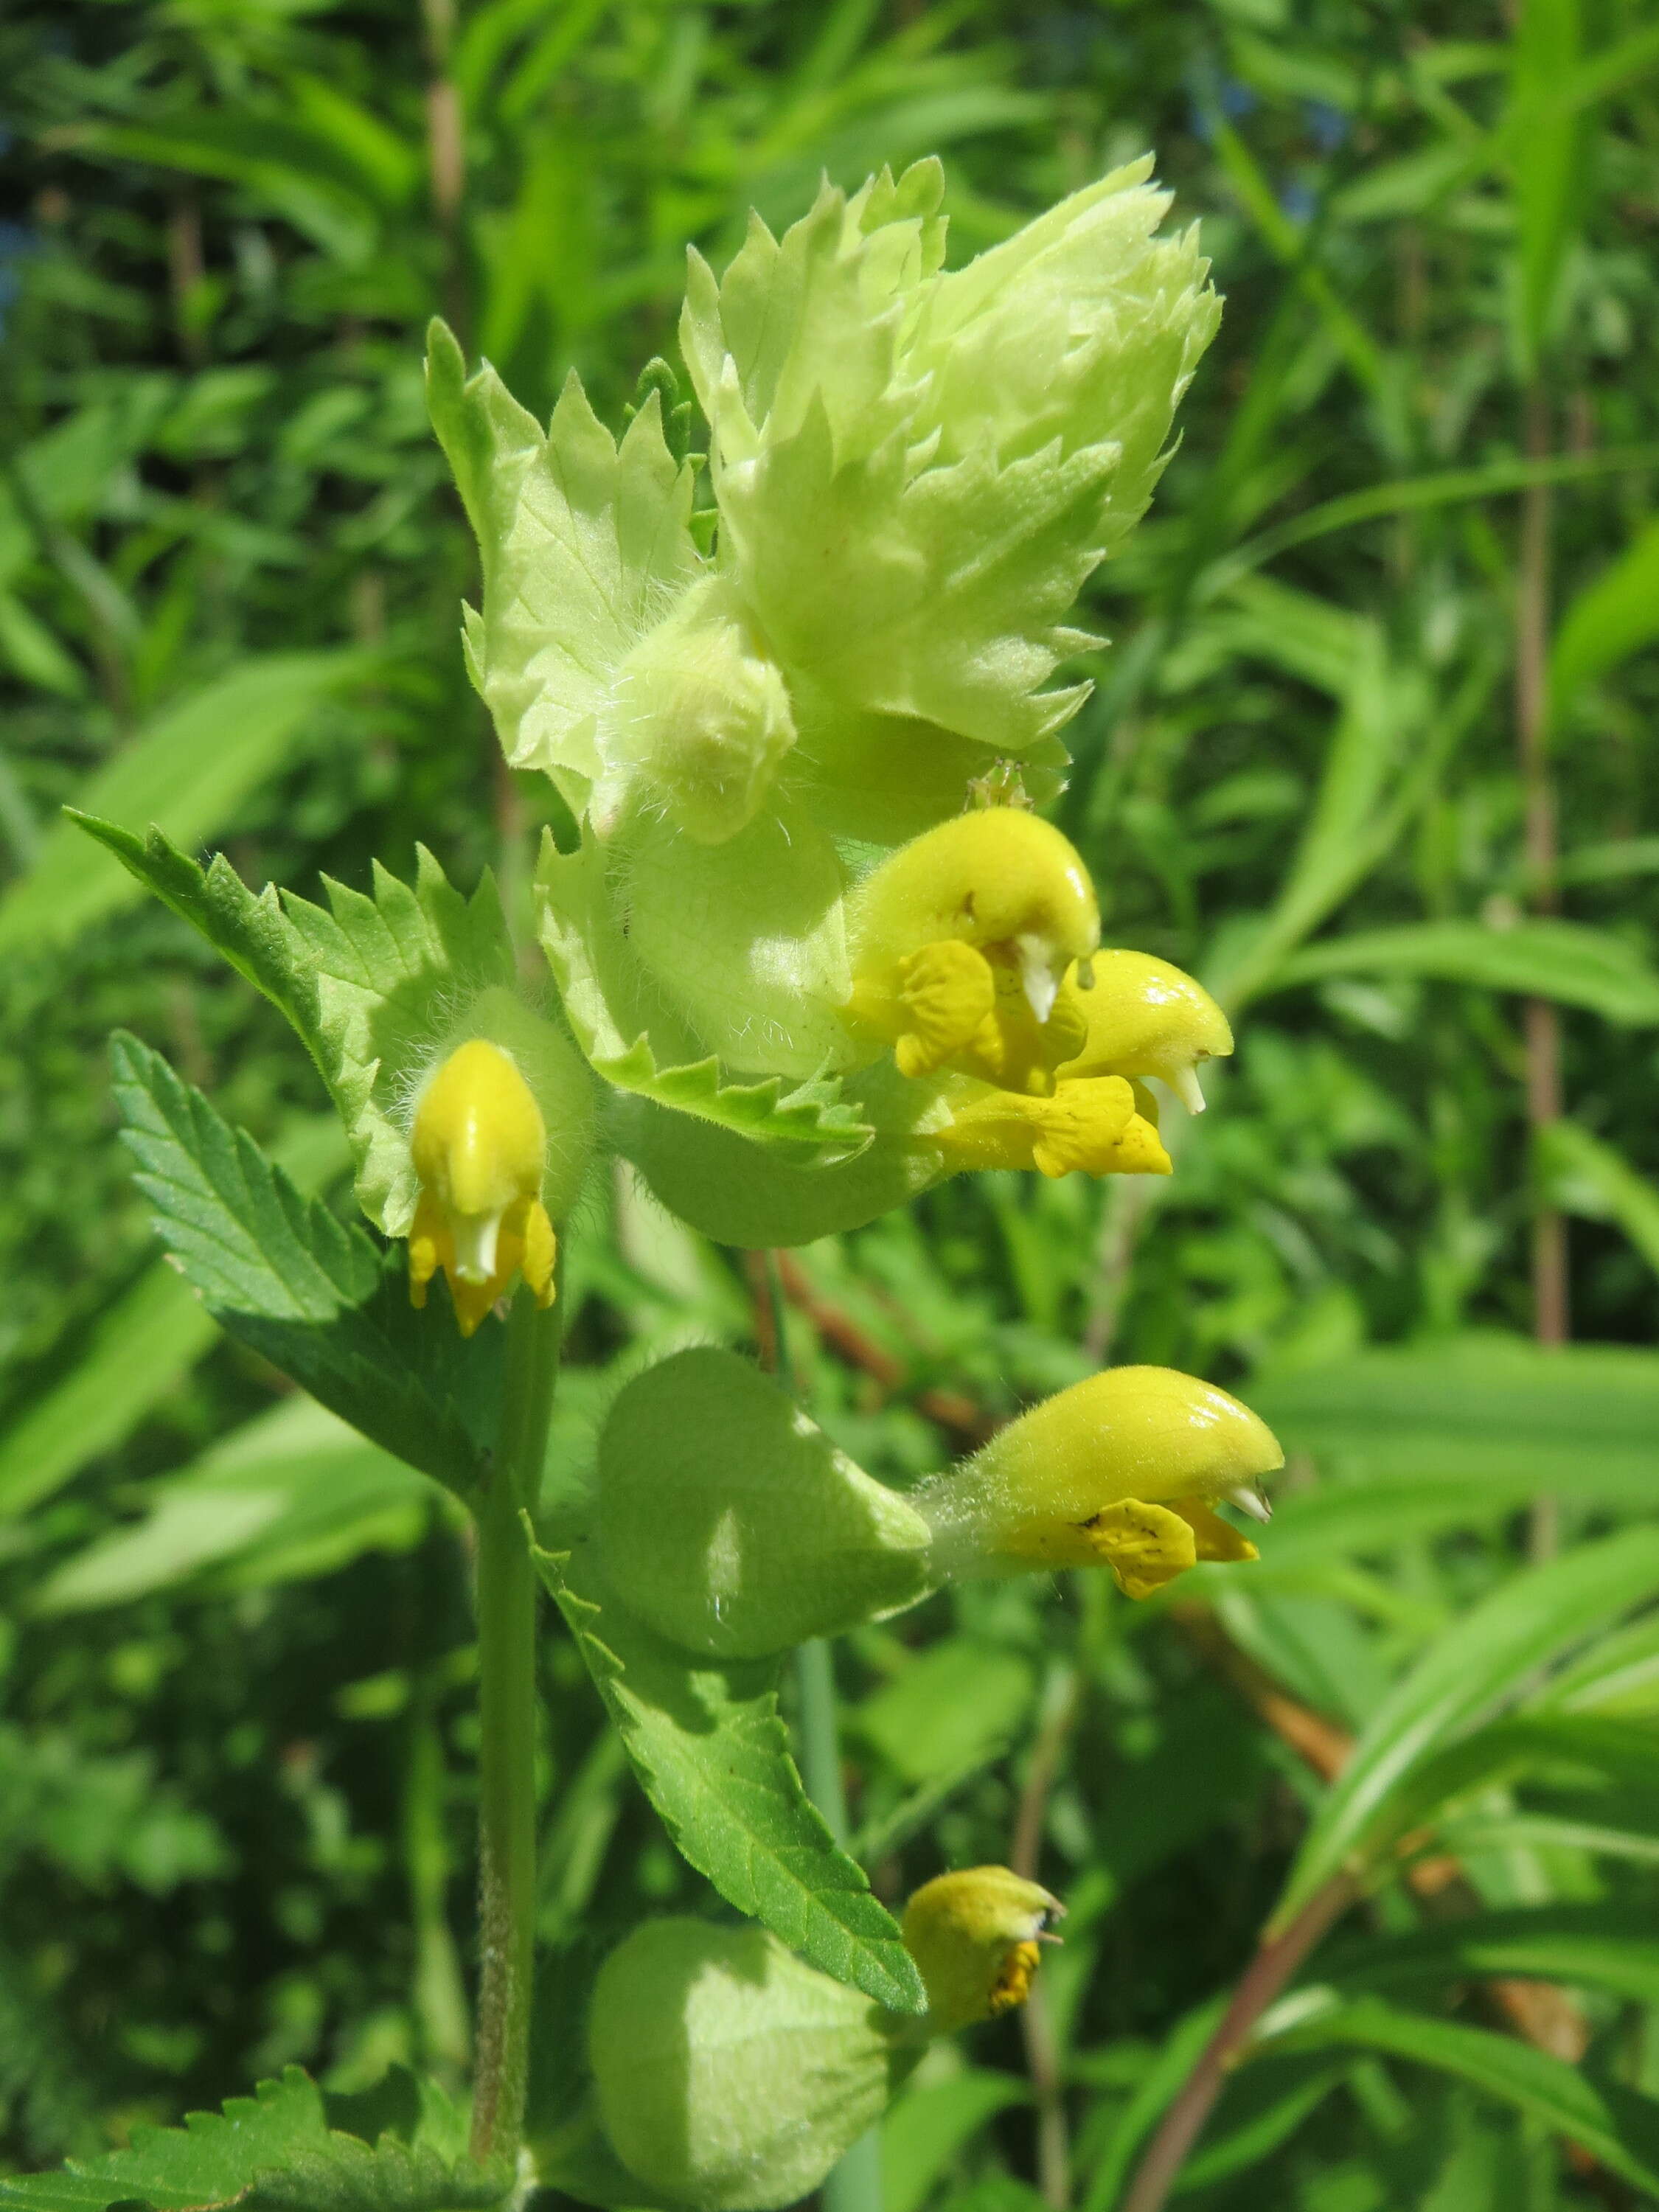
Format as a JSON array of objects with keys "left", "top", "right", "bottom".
[{"left": 22, "top": 155, "right": 1281, "bottom": 2212}]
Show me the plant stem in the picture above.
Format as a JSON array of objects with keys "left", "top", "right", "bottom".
[
  {"left": 1116, "top": 1874, "right": 1358, "bottom": 2212},
  {"left": 1011, "top": 1666, "right": 1081, "bottom": 2209},
  {"left": 470, "top": 1287, "right": 561, "bottom": 2167},
  {"left": 759, "top": 1252, "right": 883, "bottom": 2212},
  {"left": 1515, "top": 381, "right": 1567, "bottom": 1565},
  {"left": 794, "top": 1637, "right": 884, "bottom": 2212}
]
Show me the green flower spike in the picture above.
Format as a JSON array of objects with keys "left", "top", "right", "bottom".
[{"left": 428, "top": 156, "right": 1220, "bottom": 1205}]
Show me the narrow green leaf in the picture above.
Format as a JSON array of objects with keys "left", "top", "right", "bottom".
[
  {"left": 1251, "top": 1332, "right": 1659, "bottom": 1500},
  {"left": 1265, "top": 919, "right": 1659, "bottom": 1023},
  {"left": 0, "top": 651, "right": 373, "bottom": 959},
  {"left": 1257, "top": 1999, "right": 1659, "bottom": 2196},
  {"left": 1504, "top": 0, "right": 1586, "bottom": 371},
  {"left": 882, "top": 2071, "right": 1030, "bottom": 2212},
  {"left": 532, "top": 1538, "right": 926, "bottom": 2015},
  {"left": 110, "top": 1034, "right": 495, "bottom": 1499},
  {"left": 1271, "top": 1527, "right": 1659, "bottom": 1927},
  {"left": 32, "top": 1398, "right": 431, "bottom": 1613},
  {"left": 1537, "top": 1119, "right": 1659, "bottom": 1281},
  {"left": 0, "top": 1116, "right": 345, "bottom": 1523},
  {"left": 1320, "top": 1903, "right": 1659, "bottom": 2008},
  {"left": 1551, "top": 515, "right": 1659, "bottom": 716}
]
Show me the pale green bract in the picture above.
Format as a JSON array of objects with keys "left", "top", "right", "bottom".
[{"left": 428, "top": 154, "right": 1218, "bottom": 1171}]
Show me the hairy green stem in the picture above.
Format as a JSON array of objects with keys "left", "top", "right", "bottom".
[
  {"left": 470, "top": 1287, "right": 561, "bottom": 2167},
  {"left": 762, "top": 1253, "right": 884, "bottom": 2212}
]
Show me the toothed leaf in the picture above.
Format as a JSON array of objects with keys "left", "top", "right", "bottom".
[
  {"left": 532, "top": 1538, "right": 925, "bottom": 2015},
  {"left": 536, "top": 827, "right": 872, "bottom": 1159},
  {"left": 0, "top": 2066, "right": 507, "bottom": 2212}
]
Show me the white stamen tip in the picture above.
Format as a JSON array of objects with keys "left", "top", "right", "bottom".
[
  {"left": 451, "top": 1209, "right": 504, "bottom": 1284},
  {"left": 1228, "top": 1482, "right": 1273, "bottom": 1525},
  {"left": 1170, "top": 1062, "right": 1207, "bottom": 1114},
  {"left": 1017, "top": 936, "right": 1060, "bottom": 1023}
]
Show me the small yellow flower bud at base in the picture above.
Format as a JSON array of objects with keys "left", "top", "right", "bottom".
[
  {"left": 407, "top": 1037, "right": 557, "bottom": 1337},
  {"left": 902, "top": 1868, "right": 1062, "bottom": 2032},
  {"left": 844, "top": 809, "right": 1101, "bottom": 1091},
  {"left": 915, "top": 1366, "right": 1282, "bottom": 1603}
]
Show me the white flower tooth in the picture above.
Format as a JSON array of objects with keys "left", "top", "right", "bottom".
[
  {"left": 1018, "top": 934, "right": 1060, "bottom": 1023},
  {"left": 1228, "top": 1481, "right": 1273, "bottom": 1525},
  {"left": 452, "top": 1209, "right": 503, "bottom": 1284},
  {"left": 1170, "top": 1062, "right": 1207, "bottom": 1114}
]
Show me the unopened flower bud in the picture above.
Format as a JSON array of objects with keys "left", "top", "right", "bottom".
[
  {"left": 844, "top": 810, "right": 1100, "bottom": 1088},
  {"left": 902, "top": 1868, "right": 1063, "bottom": 2031},
  {"left": 914, "top": 1366, "right": 1281, "bottom": 1601},
  {"left": 408, "top": 1037, "right": 557, "bottom": 1336},
  {"left": 591, "top": 576, "right": 797, "bottom": 844},
  {"left": 588, "top": 1918, "right": 897, "bottom": 2211}
]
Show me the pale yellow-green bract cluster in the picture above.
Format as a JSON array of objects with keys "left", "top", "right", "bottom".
[{"left": 421, "top": 153, "right": 1231, "bottom": 1256}]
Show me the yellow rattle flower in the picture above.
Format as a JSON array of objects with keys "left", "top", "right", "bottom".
[
  {"left": 902, "top": 1867, "right": 1064, "bottom": 2032},
  {"left": 844, "top": 809, "right": 1099, "bottom": 1091},
  {"left": 917, "top": 1366, "right": 1281, "bottom": 1602},
  {"left": 932, "top": 1074, "right": 1171, "bottom": 1178},
  {"left": 407, "top": 1038, "right": 557, "bottom": 1337}
]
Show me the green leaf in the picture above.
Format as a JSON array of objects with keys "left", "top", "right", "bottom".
[
  {"left": 1319, "top": 1903, "right": 1659, "bottom": 2008},
  {"left": 1550, "top": 513, "right": 1659, "bottom": 716},
  {"left": 110, "top": 1034, "right": 495, "bottom": 1499},
  {"left": 882, "top": 2071, "right": 1030, "bottom": 2212},
  {"left": 424, "top": 319, "right": 701, "bottom": 799},
  {"left": 1503, "top": 0, "right": 1587, "bottom": 372},
  {"left": 58, "top": 117, "right": 383, "bottom": 261},
  {"left": 0, "top": 2066, "right": 507, "bottom": 2211},
  {"left": 531, "top": 1538, "right": 926, "bottom": 2014},
  {"left": 0, "top": 1115, "right": 347, "bottom": 1523},
  {"left": 32, "top": 1397, "right": 432, "bottom": 1614},
  {"left": 1271, "top": 1526, "right": 1659, "bottom": 1928},
  {"left": 0, "top": 651, "right": 373, "bottom": 959},
  {"left": 537, "top": 828, "right": 872, "bottom": 1160},
  {"left": 1078, "top": 1995, "right": 1228, "bottom": 2212},
  {"left": 1251, "top": 1332, "right": 1659, "bottom": 1501},
  {"left": 1386, "top": 1711, "right": 1659, "bottom": 1838},
  {"left": 1264, "top": 918, "right": 1659, "bottom": 1024},
  {"left": 1537, "top": 1119, "right": 1659, "bottom": 1281},
  {"left": 1257, "top": 1998, "right": 1659, "bottom": 2197},
  {"left": 69, "top": 813, "right": 319, "bottom": 1043}
]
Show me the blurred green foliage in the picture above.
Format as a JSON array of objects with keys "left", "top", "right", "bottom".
[{"left": 4, "top": 1, "right": 1659, "bottom": 2206}]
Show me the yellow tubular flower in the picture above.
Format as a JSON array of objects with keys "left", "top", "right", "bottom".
[
  {"left": 407, "top": 1039, "right": 557, "bottom": 1337},
  {"left": 844, "top": 810, "right": 1100, "bottom": 1091},
  {"left": 931, "top": 1075, "right": 1171, "bottom": 1178},
  {"left": 1051, "top": 948, "right": 1234, "bottom": 1113},
  {"left": 902, "top": 1868, "right": 1064, "bottom": 2033},
  {"left": 917, "top": 1366, "right": 1282, "bottom": 1603}
]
